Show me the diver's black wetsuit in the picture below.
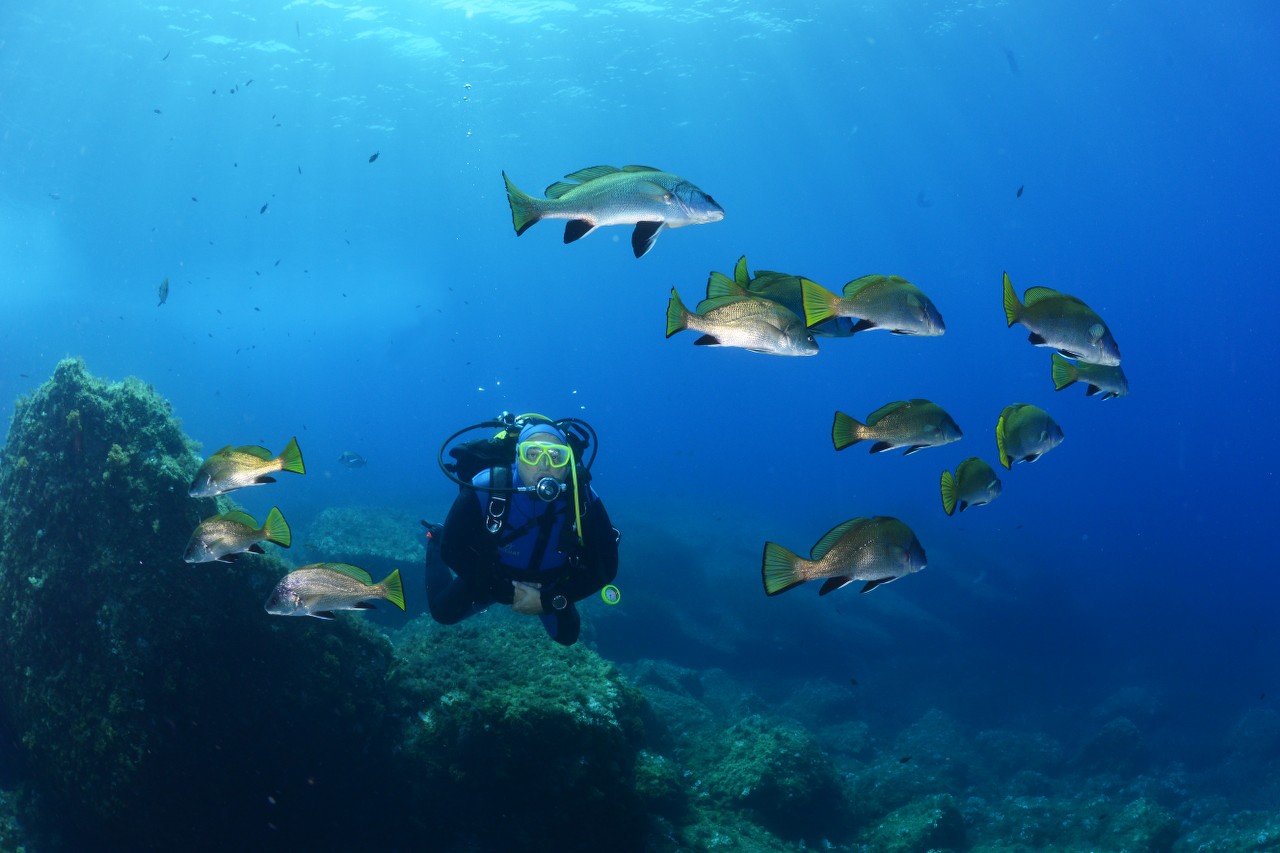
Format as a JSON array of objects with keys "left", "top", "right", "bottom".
[{"left": 425, "top": 472, "right": 618, "bottom": 646}]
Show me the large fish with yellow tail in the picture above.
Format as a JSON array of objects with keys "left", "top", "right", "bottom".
[
  {"left": 189, "top": 437, "right": 306, "bottom": 497},
  {"left": 502, "top": 165, "right": 723, "bottom": 258},
  {"left": 762, "top": 516, "right": 927, "bottom": 596}
]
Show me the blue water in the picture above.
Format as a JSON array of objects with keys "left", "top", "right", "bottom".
[{"left": 2, "top": 0, "right": 1278, "bottom": 834}]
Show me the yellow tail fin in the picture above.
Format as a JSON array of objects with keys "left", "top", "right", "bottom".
[
  {"left": 831, "top": 411, "right": 865, "bottom": 451},
  {"left": 801, "top": 279, "right": 838, "bottom": 327},
  {"left": 1002, "top": 272, "right": 1022, "bottom": 327},
  {"left": 762, "top": 542, "right": 805, "bottom": 596},
  {"left": 1051, "top": 353, "right": 1078, "bottom": 391},
  {"left": 379, "top": 569, "right": 406, "bottom": 611},
  {"left": 940, "top": 470, "right": 957, "bottom": 516},
  {"left": 666, "top": 288, "right": 690, "bottom": 338},
  {"left": 263, "top": 506, "right": 292, "bottom": 547},
  {"left": 276, "top": 437, "right": 306, "bottom": 475}
]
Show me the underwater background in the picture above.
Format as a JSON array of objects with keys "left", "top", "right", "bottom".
[{"left": 1, "top": 0, "right": 1278, "bottom": 850}]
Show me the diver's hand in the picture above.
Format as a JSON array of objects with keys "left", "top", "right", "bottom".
[{"left": 511, "top": 581, "right": 545, "bottom": 615}]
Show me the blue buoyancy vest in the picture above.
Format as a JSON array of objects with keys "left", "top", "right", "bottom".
[{"left": 472, "top": 466, "right": 591, "bottom": 577}]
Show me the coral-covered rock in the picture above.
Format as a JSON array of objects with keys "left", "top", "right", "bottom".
[
  {"left": 1074, "top": 716, "right": 1148, "bottom": 776},
  {"left": 863, "top": 793, "right": 965, "bottom": 853},
  {"left": 1102, "top": 796, "right": 1178, "bottom": 852},
  {"left": 0, "top": 360, "right": 397, "bottom": 849},
  {"left": 389, "top": 613, "right": 650, "bottom": 850},
  {"left": 697, "top": 714, "right": 851, "bottom": 839}
]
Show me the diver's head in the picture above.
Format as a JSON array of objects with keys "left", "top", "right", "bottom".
[{"left": 515, "top": 421, "right": 572, "bottom": 493}]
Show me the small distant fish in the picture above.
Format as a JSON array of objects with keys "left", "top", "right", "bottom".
[
  {"left": 297, "top": 165, "right": 302, "bottom": 174},
  {"left": 1004, "top": 47, "right": 1019, "bottom": 74},
  {"left": 667, "top": 288, "right": 818, "bottom": 357},
  {"left": 183, "top": 507, "right": 291, "bottom": 564},
  {"left": 191, "top": 196, "right": 199, "bottom": 202},
  {"left": 1003, "top": 272, "right": 1120, "bottom": 366},
  {"left": 153, "top": 108, "right": 163, "bottom": 114},
  {"left": 832, "top": 399, "right": 962, "bottom": 455},
  {"left": 259, "top": 202, "right": 269, "bottom": 214},
  {"left": 189, "top": 437, "right": 306, "bottom": 497},
  {"left": 265, "top": 563, "right": 405, "bottom": 620},
  {"left": 940, "top": 457, "right": 1003, "bottom": 516},
  {"left": 803, "top": 275, "right": 945, "bottom": 337},
  {"left": 1017, "top": 185, "right": 1025, "bottom": 198},
  {"left": 368, "top": 151, "right": 379, "bottom": 163},
  {"left": 48, "top": 192, "right": 61, "bottom": 200},
  {"left": 503, "top": 165, "right": 724, "bottom": 258},
  {"left": 245, "top": 79, "right": 254, "bottom": 86},
  {"left": 762, "top": 516, "right": 927, "bottom": 596},
  {"left": 157, "top": 276, "right": 169, "bottom": 307},
  {"left": 996, "top": 403, "right": 1064, "bottom": 469},
  {"left": 337, "top": 450, "right": 367, "bottom": 468},
  {"left": 1051, "top": 353, "right": 1128, "bottom": 399},
  {"left": 162, "top": 50, "right": 170, "bottom": 61},
  {"left": 898, "top": 755, "right": 914, "bottom": 764}
]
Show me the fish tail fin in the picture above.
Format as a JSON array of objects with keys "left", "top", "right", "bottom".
[
  {"left": 1002, "top": 271, "right": 1022, "bottom": 327},
  {"left": 666, "top": 288, "right": 691, "bottom": 338},
  {"left": 379, "top": 569, "right": 406, "bottom": 611},
  {"left": 1050, "top": 353, "right": 1078, "bottom": 391},
  {"left": 996, "top": 416, "right": 1012, "bottom": 469},
  {"left": 940, "top": 470, "right": 958, "bottom": 516},
  {"left": 263, "top": 506, "right": 292, "bottom": 547},
  {"left": 762, "top": 542, "right": 807, "bottom": 596},
  {"left": 832, "top": 411, "right": 865, "bottom": 451},
  {"left": 502, "top": 171, "right": 541, "bottom": 236},
  {"left": 277, "top": 436, "right": 306, "bottom": 475},
  {"left": 801, "top": 278, "right": 838, "bottom": 327}
]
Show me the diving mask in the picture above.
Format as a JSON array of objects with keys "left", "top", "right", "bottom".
[{"left": 517, "top": 441, "right": 572, "bottom": 468}]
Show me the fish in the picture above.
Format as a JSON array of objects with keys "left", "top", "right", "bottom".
[
  {"left": 337, "top": 450, "right": 367, "bottom": 468},
  {"left": 802, "top": 275, "right": 946, "bottom": 336},
  {"left": 666, "top": 289, "right": 818, "bottom": 356},
  {"left": 1004, "top": 47, "right": 1019, "bottom": 74},
  {"left": 189, "top": 436, "right": 306, "bottom": 497},
  {"left": 995, "top": 403, "right": 1064, "bottom": 469},
  {"left": 259, "top": 202, "right": 269, "bottom": 214},
  {"left": 153, "top": 108, "right": 163, "bottom": 115},
  {"left": 502, "top": 165, "right": 724, "bottom": 258},
  {"left": 265, "top": 563, "right": 405, "bottom": 620},
  {"left": 1017, "top": 185, "right": 1025, "bottom": 198},
  {"left": 157, "top": 276, "right": 169, "bottom": 307},
  {"left": 832, "top": 399, "right": 962, "bottom": 455},
  {"left": 162, "top": 50, "right": 170, "bottom": 61},
  {"left": 1003, "top": 272, "right": 1120, "bottom": 366},
  {"left": 940, "top": 457, "right": 1003, "bottom": 515},
  {"left": 183, "top": 507, "right": 291, "bottom": 564},
  {"left": 368, "top": 151, "right": 379, "bottom": 163},
  {"left": 1051, "top": 353, "right": 1129, "bottom": 399},
  {"left": 707, "top": 257, "right": 857, "bottom": 337},
  {"left": 762, "top": 516, "right": 927, "bottom": 596}
]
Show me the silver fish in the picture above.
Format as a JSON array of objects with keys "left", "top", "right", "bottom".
[
  {"left": 1003, "top": 272, "right": 1120, "bottom": 365},
  {"left": 940, "top": 457, "right": 1003, "bottom": 515},
  {"left": 189, "top": 437, "right": 305, "bottom": 497},
  {"left": 666, "top": 289, "right": 818, "bottom": 356},
  {"left": 265, "top": 563, "right": 405, "bottom": 620},
  {"left": 803, "top": 275, "right": 946, "bottom": 336},
  {"left": 762, "top": 516, "right": 927, "bottom": 596},
  {"left": 833, "top": 399, "right": 962, "bottom": 455},
  {"left": 503, "top": 165, "right": 723, "bottom": 258},
  {"left": 183, "top": 507, "right": 291, "bottom": 563},
  {"left": 996, "top": 403, "right": 1064, "bottom": 469},
  {"left": 1051, "top": 353, "right": 1129, "bottom": 399}
]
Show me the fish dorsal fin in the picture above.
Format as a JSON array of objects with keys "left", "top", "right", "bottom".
[
  {"left": 812, "top": 518, "right": 866, "bottom": 560},
  {"left": 866, "top": 400, "right": 910, "bottom": 425},
  {"left": 313, "top": 562, "right": 373, "bottom": 584},
  {"left": 1023, "top": 286, "right": 1066, "bottom": 306},
  {"left": 544, "top": 181, "right": 579, "bottom": 199},
  {"left": 734, "top": 255, "right": 750, "bottom": 287},
  {"left": 695, "top": 294, "right": 763, "bottom": 314},
  {"left": 706, "top": 271, "right": 749, "bottom": 301},
  {"left": 620, "top": 165, "right": 663, "bottom": 173},
  {"left": 842, "top": 274, "right": 888, "bottom": 297},
  {"left": 210, "top": 445, "right": 235, "bottom": 456},
  {"left": 231, "top": 445, "right": 274, "bottom": 460},
  {"left": 562, "top": 165, "right": 622, "bottom": 183},
  {"left": 219, "top": 510, "right": 259, "bottom": 528}
]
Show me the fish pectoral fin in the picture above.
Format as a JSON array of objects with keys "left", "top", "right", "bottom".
[
  {"left": 310, "top": 611, "right": 337, "bottom": 620},
  {"left": 564, "top": 219, "right": 596, "bottom": 244},
  {"left": 1024, "top": 452, "right": 1042, "bottom": 463},
  {"left": 818, "top": 576, "right": 855, "bottom": 596},
  {"left": 860, "top": 577, "right": 896, "bottom": 593},
  {"left": 851, "top": 319, "right": 878, "bottom": 334},
  {"left": 632, "top": 221, "right": 665, "bottom": 258},
  {"left": 217, "top": 553, "right": 242, "bottom": 563},
  {"left": 248, "top": 543, "right": 266, "bottom": 554},
  {"left": 254, "top": 475, "right": 278, "bottom": 485},
  {"left": 902, "top": 445, "right": 926, "bottom": 456},
  {"left": 1027, "top": 332, "right": 1047, "bottom": 346},
  {"left": 693, "top": 334, "right": 722, "bottom": 346},
  {"left": 353, "top": 602, "right": 376, "bottom": 610}
]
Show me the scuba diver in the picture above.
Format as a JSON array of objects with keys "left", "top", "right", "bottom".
[{"left": 424, "top": 413, "right": 619, "bottom": 646}]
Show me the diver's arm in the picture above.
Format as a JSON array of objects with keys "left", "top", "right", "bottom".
[{"left": 440, "top": 491, "right": 490, "bottom": 578}]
